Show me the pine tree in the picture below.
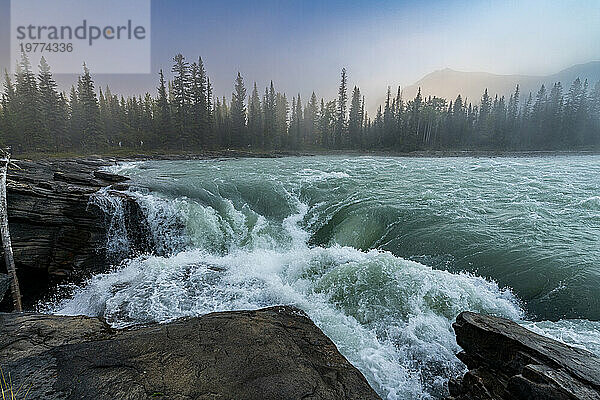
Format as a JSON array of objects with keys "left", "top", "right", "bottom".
[
  {"left": 37, "top": 56, "right": 65, "bottom": 151},
  {"left": 156, "top": 69, "right": 171, "bottom": 147},
  {"left": 290, "top": 96, "right": 297, "bottom": 149},
  {"left": 68, "top": 85, "right": 81, "bottom": 147},
  {"left": 275, "top": 92, "right": 288, "bottom": 148},
  {"left": 348, "top": 86, "right": 362, "bottom": 148},
  {"left": 196, "top": 57, "right": 209, "bottom": 143},
  {"left": 507, "top": 85, "right": 520, "bottom": 147},
  {"left": 189, "top": 61, "right": 202, "bottom": 147},
  {"left": 171, "top": 54, "right": 191, "bottom": 147},
  {"left": 248, "top": 82, "right": 262, "bottom": 148},
  {"left": 374, "top": 105, "right": 383, "bottom": 147},
  {"left": 477, "top": 88, "right": 492, "bottom": 145},
  {"left": 1, "top": 71, "right": 18, "bottom": 149},
  {"left": 405, "top": 88, "right": 423, "bottom": 150},
  {"left": 564, "top": 78, "right": 589, "bottom": 147},
  {"left": 77, "top": 63, "right": 101, "bottom": 150},
  {"left": 230, "top": 72, "right": 247, "bottom": 148},
  {"left": 15, "top": 53, "right": 40, "bottom": 151},
  {"left": 383, "top": 86, "right": 394, "bottom": 146},
  {"left": 263, "top": 82, "right": 277, "bottom": 149},
  {"left": 491, "top": 95, "right": 507, "bottom": 149},
  {"left": 547, "top": 82, "right": 564, "bottom": 147},
  {"left": 532, "top": 84, "right": 548, "bottom": 148},
  {"left": 318, "top": 98, "right": 327, "bottom": 147},
  {"left": 304, "top": 92, "right": 318, "bottom": 147},
  {"left": 335, "top": 68, "right": 348, "bottom": 147},
  {"left": 205, "top": 77, "right": 218, "bottom": 149},
  {"left": 520, "top": 92, "right": 533, "bottom": 148},
  {"left": 394, "top": 87, "right": 404, "bottom": 148},
  {"left": 361, "top": 95, "right": 367, "bottom": 149},
  {"left": 291, "top": 93, "right": 302, "bottom": 149}
]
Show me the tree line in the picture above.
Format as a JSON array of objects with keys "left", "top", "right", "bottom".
[{"left": 1, "top": 53, "right": 600, "bottom": 154}]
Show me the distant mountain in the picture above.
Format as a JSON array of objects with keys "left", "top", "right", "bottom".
[{"left": 400, "top": 61, "right": 600, "bottom": 105}]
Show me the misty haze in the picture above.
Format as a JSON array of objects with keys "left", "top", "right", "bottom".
[{"left": 0, "top": 1, "right": 599, "bottom": 400}]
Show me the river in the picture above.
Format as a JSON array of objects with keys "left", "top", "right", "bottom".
[{"left": 48, "top": 155, "right": 600, "bottom": 399}]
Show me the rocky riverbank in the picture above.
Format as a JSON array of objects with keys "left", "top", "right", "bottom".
[
  {"left": 0, "top": 305, "right": 380, "bottom": 400},
  {"left": 2, "top": 307, "right": 598, "bottom": 399},
  {"left": 0, "top": 158, "right": 136, "bottom": 310},
  {"left": 448, "top": 312, "right": 600, "bottom": 399}
]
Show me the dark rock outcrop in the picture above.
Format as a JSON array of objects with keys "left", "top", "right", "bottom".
[
  {"left": 0, "top": 306, "right": 380, "bottom": 400},
  {"left": 448, "top": 311, "right": 600, "bottom": 400},
  {"left": 0, "top": 273, "right": 10, "bottom": 303},
  {"left": 0, "top": 158, "right": 137, "bottom": 310}
]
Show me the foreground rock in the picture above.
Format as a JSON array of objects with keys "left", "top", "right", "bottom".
[
  {"left": 0, "top": 306, "right": 380, "bottom": 400},
  {"left": 0, "top": 158, "right": 138, "bottom": 310},
  {"left": 448, "top": 311, "right": 600, "bottom": 400}
]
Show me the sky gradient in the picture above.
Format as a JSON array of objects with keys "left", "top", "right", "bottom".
[{"left": 1, "top": 0, "right": 599, "bottom": 111}]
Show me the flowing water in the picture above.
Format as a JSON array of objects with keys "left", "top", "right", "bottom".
[{"left": 48, "top": 155, "right": 600, "bottom": 399}]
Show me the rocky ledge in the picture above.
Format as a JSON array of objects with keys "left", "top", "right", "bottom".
[
  {"left": 0, "top": 305, "right": 380, "bottom": 400},
  {"left": 448, "top": 311, "right": 600, "bottom": 400},
  {"left": 0, "top": 158, "right": 140, "bottom": 310}
]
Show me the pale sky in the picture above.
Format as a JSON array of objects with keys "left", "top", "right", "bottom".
[{"left": 0, "top": 0, "right": 598, "bottom": 110}]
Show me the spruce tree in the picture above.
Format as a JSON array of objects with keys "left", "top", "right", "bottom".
[
  {"left": 171, "top": 54, "right": 191, "bottom": 147},
  {"left": 547, "top": 82, "right": 564, "bottom": 147},
  {"left": 304, "top": 92, "right": 318, "bottom": 147},
  {"left": 77, "top": 63, "right": 101, "bottom": 150},
  {"left": 275, "top": 92, "right": 289, "bottom": 148},
  {"left": 532, "top": 84, "right": 548, "bottom": 148},
  {"left": 348, "top": 86, "right": 362, "bottom": 148},
  {"left": 263, "top": 82, "right": 277, "bottom": 149},
  {"left": 156, "top": 69, "right": 171, "bottom": 147},
  {"left": 15, "top": 53, "right": 40, "bottom": 151},
  {"left": 383, "top": 86, "right": 394, "bottom": 146},
  {"left": 335, "top": 68, "right": 348, "bottom": 148},
  {"left": 292, "top": 94, "right": 302, "bottom": 148},
  {"left": 230, "top": 72, "right": 247, "bottom": 148},
  {"left": 248, "top": 82, "right": 262, "bottom": 148},
  {"left": 1, "top": 71, "right": 18, "bottom": 149},
  {"left": 205, "top": 77, "right": 217, "bottom": 149},
  {"left": 197, "top": 57, "right": 209, "bottom": 143},
  {"left": 37, "top": 57, "right": 65, "bottom": 151},
  {"left": 394, "top": 87, "right": 404, "bottom": 148}
]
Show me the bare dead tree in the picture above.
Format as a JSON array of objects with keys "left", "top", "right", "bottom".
[{"left": 0, "top": 148, "right": 22, "bottom": 312}]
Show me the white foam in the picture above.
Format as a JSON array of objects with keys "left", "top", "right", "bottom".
[
  {"left": 52, "top": 242, "right": 522, "bottom": 399},
  {"left": 52, "top": 160, "right": 555, "bottom": 399}
]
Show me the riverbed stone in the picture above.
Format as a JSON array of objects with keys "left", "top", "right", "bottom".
[
  {"left": 0, "top": 306, "right": 380, "bottom": 400},
  {"left": 447, "top": 311, "right": 600, "bottom": 400}
]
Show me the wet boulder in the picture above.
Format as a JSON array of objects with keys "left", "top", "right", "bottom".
[
  {"left": 0, "top": 306, "right": 380, "bottom": 400},
  {"left": 447, "top": 311, "right": 600, "bottom": 400}
]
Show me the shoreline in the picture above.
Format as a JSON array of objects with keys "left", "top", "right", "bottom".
[{"left": 13, "top": 148, "right": 600, "bottom": 162}]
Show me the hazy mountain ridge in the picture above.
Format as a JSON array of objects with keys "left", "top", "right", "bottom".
[{"left": 400, "top": 61, "right": 600, "bottom": 104}]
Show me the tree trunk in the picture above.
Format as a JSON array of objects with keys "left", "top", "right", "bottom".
[{"left": 0, "top": 156, "right": 22, "bottom": 312}]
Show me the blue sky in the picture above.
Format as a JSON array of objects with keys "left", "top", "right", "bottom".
[{"left": 1, "top": 0, "right": 599, "bottom": 109}]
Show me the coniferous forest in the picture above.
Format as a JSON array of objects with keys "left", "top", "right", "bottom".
[{"left": 2, "top": 53, "right": 600, "bottom": 154}]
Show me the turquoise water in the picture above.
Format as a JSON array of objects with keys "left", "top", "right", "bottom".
[{"left": 51, "top": 156, "right": 600, "bottom": 399}]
